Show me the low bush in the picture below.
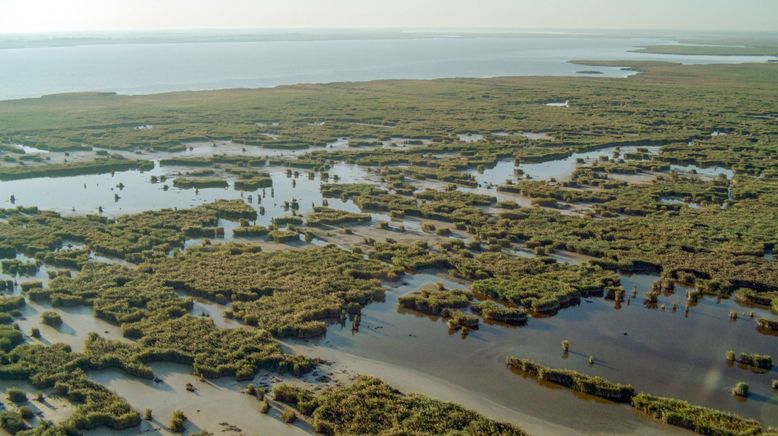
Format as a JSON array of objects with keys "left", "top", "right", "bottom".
[
  {"left": 631, "top": 393, "right": 762, "bottom": 434},
  {"left": 168, "top": 410, "right": 186, "bottom": 433},
  {"left": 471, "top": 301, "right": 528, "bottom": 324},
  {"left": 398, "top": 285, "right": 472, "bottom": 316},
  {"left": 281, "top": 408, "right": 297, "bottom": 424},
  {"left": 0, "top": 410, "right": 28, "bottom": 433},
  {"left": 6, "top": 387, "right": 27, "bottom": 403},
  {"left": 276, "top": 376, "right": 526, "bottom": 435},
  {"left": 41, "top": 311, "right": 63, "bottom": 326},
  {"left": 505, "top": 358, "right": 634, "bottom": 403}
]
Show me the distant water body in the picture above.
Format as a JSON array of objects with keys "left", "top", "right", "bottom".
[{"left": 0, "top": 36, "right": 773, "bottom": 101}]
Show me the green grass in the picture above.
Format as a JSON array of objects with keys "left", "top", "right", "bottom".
[
  {"left": 152, "top": 243, "right": 393, "bottom": 337},
  {"left": 632, "top": 393, "right": 763, "bottom": 435},
  {"left": 274, "top": 375, "right": 527, "bottom": 435},
  {"left": 506, "top": 357, "right": 635, "bottom": 403}
]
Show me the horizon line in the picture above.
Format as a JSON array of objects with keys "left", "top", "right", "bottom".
[{"left": 2, "top": 26, "right": 778, "bottom": 36}]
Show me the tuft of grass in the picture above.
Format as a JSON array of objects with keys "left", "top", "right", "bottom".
[
  {"left": 168, "top": 410, "right": 186, "bottom": 433},
  {"left": 6, "top": 387, "right": 27, "bottom": 404}
]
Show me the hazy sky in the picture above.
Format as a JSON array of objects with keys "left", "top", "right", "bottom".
[{"left": 1, "top": 0, "right": 776, "bottom": 33}]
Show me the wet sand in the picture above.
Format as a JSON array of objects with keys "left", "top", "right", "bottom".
[{"left": 88, "top": 362, "right": 309, "bottom": 436}]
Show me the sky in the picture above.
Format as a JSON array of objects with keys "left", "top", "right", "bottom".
[{"left": 0, "top": 0, "right": 776, "bottom": 33}]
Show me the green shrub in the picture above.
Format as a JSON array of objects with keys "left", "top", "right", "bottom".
[
  {"left": 0, "top": 411, "right": 28, "bottom": 433},
  {"left": 398, "top": 286, "right": 472, "bottom": 316},
  {"left": 297, "top": 376, "right": 526, "bottom": 435},
  {"left": 631, "top": 393, "right": 762, "bottom": 434},
  {"left": 731, "top": 382, "right": 749, "bottom": 397},
  {"left": 168, "top": 410, "right": 186, "bottom": 433},
  {"left": 444, "top": 309, "right": 479, "bottom": 330},
  {"left": 0, "top": 296, "right": 25, "bottom": 312},
  {"left": 6, "top": 387, "right": 27, "bottom": 403},
  {"left": 471, "top": 301, "right": 528, "bottom": 324},
  {"left": 41, "top": 311, "right": 63, "bottom": 327},
  {"left": 18, "top": 406, "right": 34, "bottom": 419},
  {"left": 506, "top": 358, "right": 634, "bottom": 403},
  {"left": 281, "top": 408, "right": 297, "bottom": 424}
]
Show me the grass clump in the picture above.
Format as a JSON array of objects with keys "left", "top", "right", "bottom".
[
  {"left": 0, "top": 410, "right": 28, "bottom": 433},
  {"left": 276, "top": 375, "right": 526, "bottom": 435},
  {"left": 398, "top": 284, "right": 472, "bottom": 316},
  {"left": 85, "top": 318, "right": 314, "bottom": 380},
  {"left": 471, "top": 301, "right": 528, "bottom": 324},
  {"left": 444, "top": 309, "right": 480, "bottom": 330},
  {"left": 268, "top": 228, "right": 300, "bottom": 243},
  {"left": 168, "top": 410, "right": 186, "bottom": 433},
  {"left": 731, "top": 382, "right": 749, "bottom": 397},
  {"left": 281, "top": 408, "right": 297, "bottom": 424},
  {"left": 757, "top": 318, "right": 778, "bottom": 333},
  {"left": 306, "top": 207, "right": 371, "bottom": 226},
  {"left": 232, "top": 225, "right": 268, "bottom": 237},
  {"left": 172, "top": 177, "right": 228, "bottom": 189},
  {"left": 506, "top": 358, "right": 635, "bottom": 403},
  {"left": 153, "top": 244, "right": 392, "bottom": 338},
  {"left": 1, "top": 259, "right": 39, "bottom": 275},
  {"left": 0, "top": 296, "right": 25, "bottom": 312},
  {"left": 736, "top": 352, "right": 772, "bottom": 369},
  {"left": 234, "top": 173, "right": 273, "bottom": 191},
  {"left": 6, "top": 387, "right": 27, "bottom": 403},
  {"left": 0, "top": 343, "right": 141, "bottom": 431},
  {"left": 0, "top": 158, "right": 153, "bottom": 181},
  {"left": 18, "top": 406, "right": 34, "bottom": 419},
  {"left": 473, "top": 277, "right": 575, "bottom": 314},
  {"left": 40, "top": 311, "right": 62, "bottom": 326},
  {"left": 631, "top": 393, "right": 763, "bottom": 434}
]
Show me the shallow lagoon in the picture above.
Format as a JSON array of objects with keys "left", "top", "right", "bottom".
[
  {"left": 0, "top": 161, "right": 373, "bottom": 225},
  {"left": 295, "top": 270, "right": 778, "bottom": 430}
]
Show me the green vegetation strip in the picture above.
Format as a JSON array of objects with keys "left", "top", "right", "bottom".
[
  {"left": 0, "top": 158, "right": 153, "bottom": 181},
  {"left": 273, "top": 375, "right": 527, "bottom": 435},
  {"left": 506, "top": 357, "right": 766, "bottom": 435}
]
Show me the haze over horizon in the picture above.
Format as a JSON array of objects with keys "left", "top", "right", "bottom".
[{"left": 1, "top": 0, "right": 777, "bottom": 34}]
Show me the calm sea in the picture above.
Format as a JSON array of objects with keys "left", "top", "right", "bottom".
[{"left": 0, "top": 35, "right": 773, "bottom": 100}]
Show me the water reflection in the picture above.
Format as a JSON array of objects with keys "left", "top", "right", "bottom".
[
  {"left": 0, "top": 161, "right": 375, "bottom": 223},
  {"left": 472, "top": 145, "right": 660, "bottom": 186},
  {"left": 298, "top": 270, "right": 778, "bottom": 429}
]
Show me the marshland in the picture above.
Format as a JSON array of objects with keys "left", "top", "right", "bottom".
[{"left": 0, "top": 27, "right": 777, "bottom": 436}]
